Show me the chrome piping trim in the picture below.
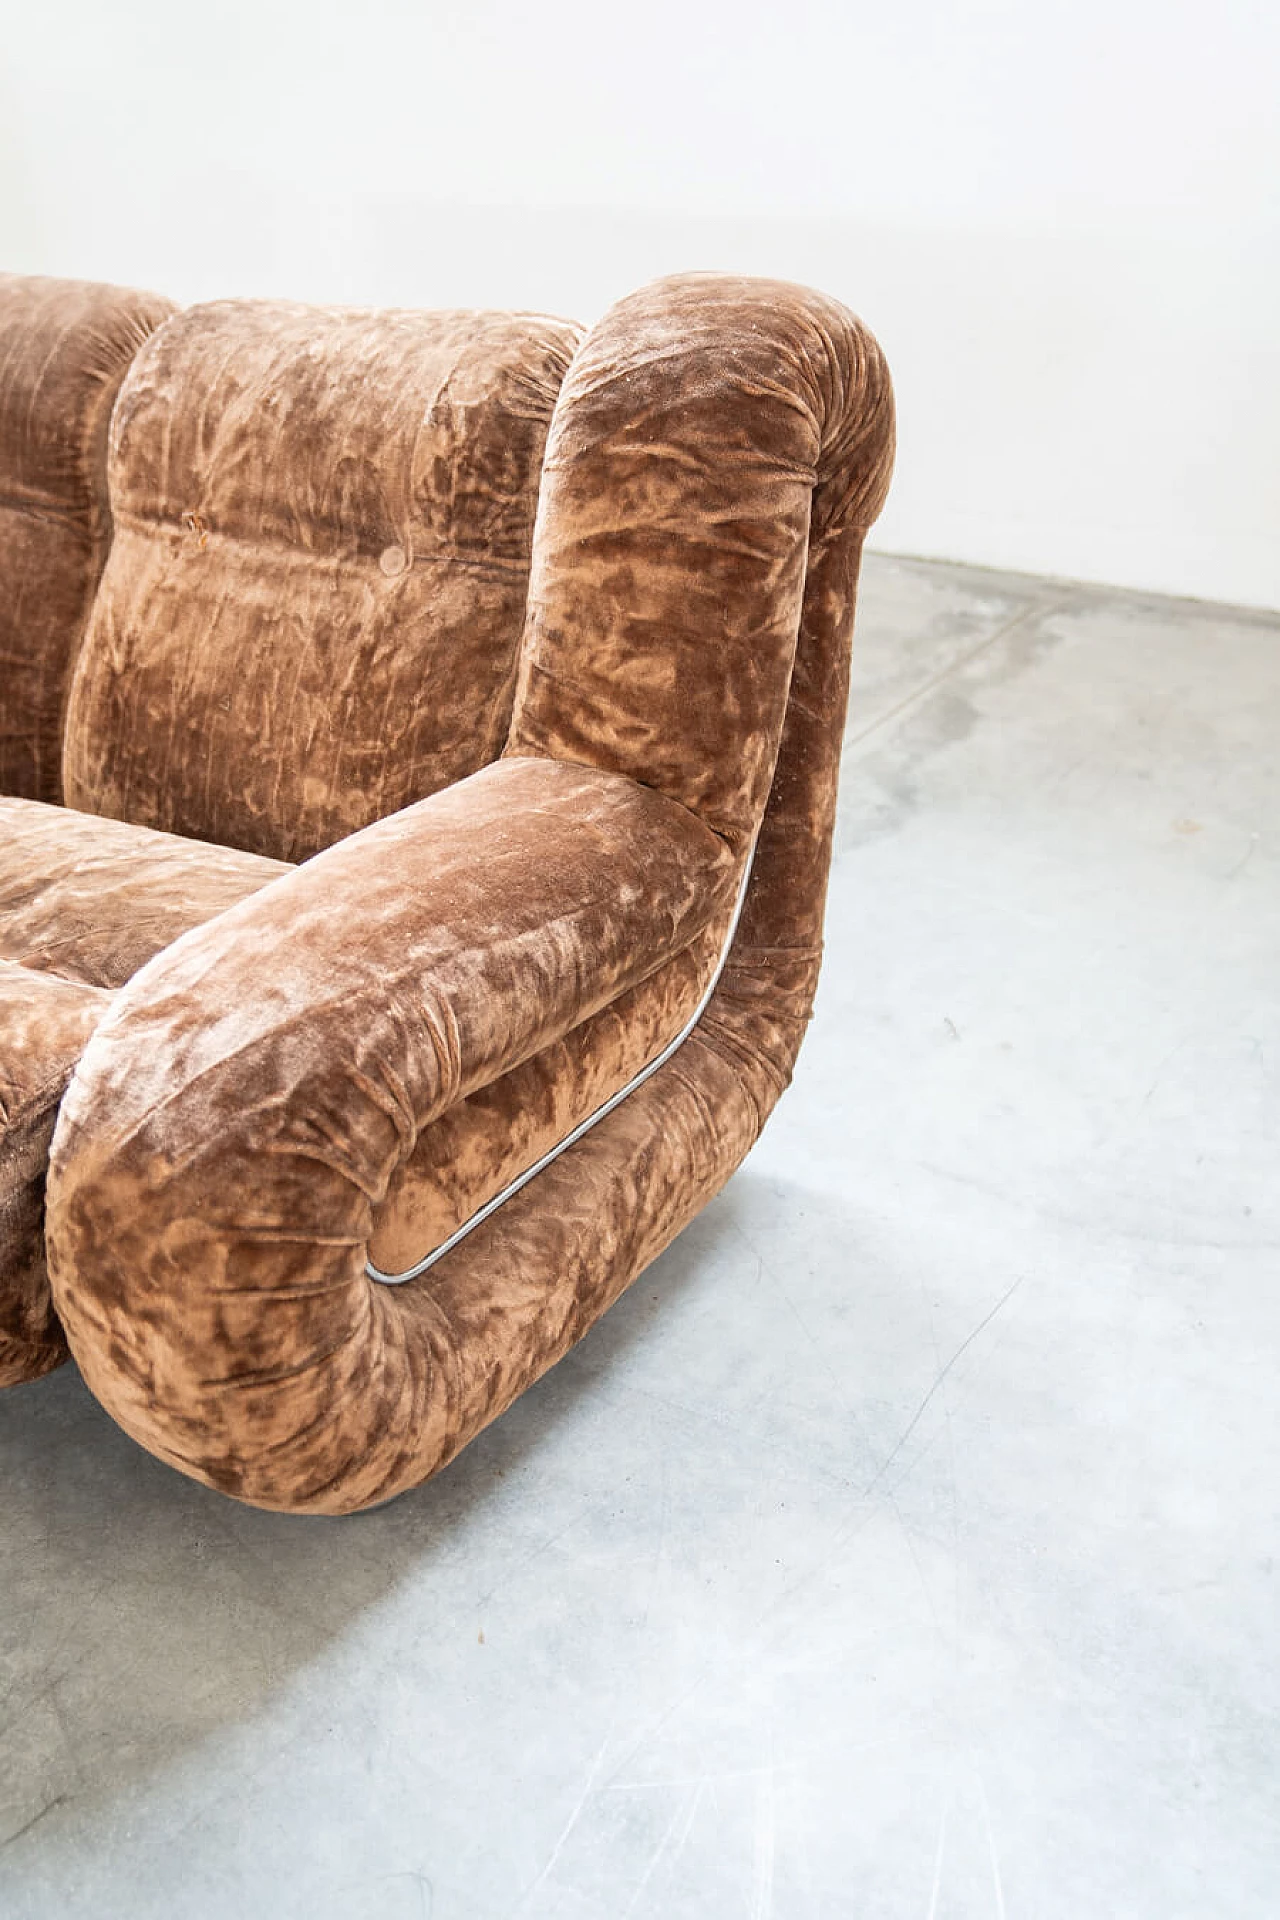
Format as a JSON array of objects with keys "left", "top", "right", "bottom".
[{"left": 367, "top": 843, "right": 756, "bottom": 1286}]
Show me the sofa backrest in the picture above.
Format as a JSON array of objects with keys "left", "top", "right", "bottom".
[
  {"left": 0, "top": 275, "right": 175, "bottom": 805},
  {"left": 61, "top": 300, "right": 581, "bottom": 861}
]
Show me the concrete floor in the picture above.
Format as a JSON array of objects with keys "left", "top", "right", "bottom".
[{"left": 2, "top": 555, "right": 1277, "bottom": 1918}]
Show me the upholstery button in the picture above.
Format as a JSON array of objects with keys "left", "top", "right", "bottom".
[{"left": 379, "top": 544, "right": 407, "bottom": 578}]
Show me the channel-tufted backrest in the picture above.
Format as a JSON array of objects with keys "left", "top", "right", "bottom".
[
  {"left": 61, "top": 300, "right": 582, "bottom": 862},
  {"left": 0, "top": 275, "right": 175, "bottom": 805}
]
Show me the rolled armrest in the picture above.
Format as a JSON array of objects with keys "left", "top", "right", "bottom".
[{"left": 45, "top": 754, "right": 734, "bottom": 1509}]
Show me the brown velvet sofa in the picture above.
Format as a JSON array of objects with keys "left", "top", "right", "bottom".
[{"left": 0, "top": 269, "right": 894, "bottom": 1513}]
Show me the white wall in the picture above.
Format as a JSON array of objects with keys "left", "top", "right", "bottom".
[{"left": 3, "top": 0, "right": 1277, "bottom": 607}]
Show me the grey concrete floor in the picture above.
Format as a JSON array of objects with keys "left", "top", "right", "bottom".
[{"left": 3, "top": 555, "right": 1277, "bottom": 1918}]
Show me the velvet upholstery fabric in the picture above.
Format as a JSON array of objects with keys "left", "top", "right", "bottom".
[
  {"left": 0, "top": 962, "right": 111, "bottom": 1384},
  {"left": 61, "top": 301, "right": 581, "bottom": 861},
  {"left": 0, "top": 798, "right": 289, "bottom": 1379},
  {"left": 367, "top": 908, "right": 728, "bottom": 1272},
  {"left": 42, "top": 273, "right": 894, "bottom": 1512},
  {"left": 507, "top": 275, "right": 893, "bottom": 853},
  {"left": 0, "top": 276, "right": 174, "bottom": 804},
  {"left": 47, "top": 758, "right": 736, "bottom": 1499},
  {"left": 0, "top": 796, "right": 289, "bottom": 988}
]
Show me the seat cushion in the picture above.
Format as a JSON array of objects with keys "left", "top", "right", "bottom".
[
  {"left": 0, "top": 961, "right": 110, "bottom": 1383},
  {"left": 0, "top": 796, "right": 290, "bottom": 989},
  {"left": 0, "top": 800, "right": 289, "bottom": 1381}
]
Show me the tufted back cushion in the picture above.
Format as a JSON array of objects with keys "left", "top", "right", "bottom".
[
  {"left": 61, "top": 300, "right": 581, "bottom": 861},
  {"left": 0, "top": 275, "right": 174, "bottom": 804}
]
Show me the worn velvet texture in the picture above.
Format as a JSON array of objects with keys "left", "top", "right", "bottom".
[
  {"left": 0, "top": 797, "right": 288, "bottom": 988},
  {"left": 61, "top": 300, "right": 582, "bottom": 860},
  {"left": 0, "top": 963, "right": 109, "bottom": 1384},
  {"left": 9, "top": 272, "right": 892, "bottom": 1512},
  {"left": 0, "top": 294, "right": 576, "bottom": 1386},
  {"left": 0, "top": 275, "right": 174, "bottom": 804},
  {"left": 0, "top": 800, "right": 288, "bottom": 1380}
]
